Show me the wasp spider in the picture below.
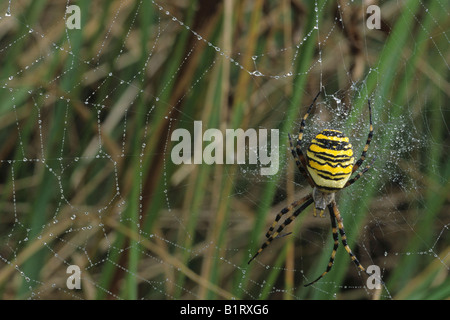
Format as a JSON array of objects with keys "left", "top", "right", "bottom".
[{"left": 248, "top": 92, "right": 375, "bottom": 287}]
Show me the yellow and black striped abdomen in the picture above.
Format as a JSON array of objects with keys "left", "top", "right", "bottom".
[{"left": 306, "top": 129, "right": 354, "bottom": 192}]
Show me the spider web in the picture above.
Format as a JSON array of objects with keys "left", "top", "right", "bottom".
[{"left": 0, "top": 0, "right": 449, "bottom": 300}]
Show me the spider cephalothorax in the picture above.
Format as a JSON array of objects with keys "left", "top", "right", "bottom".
[
  {"left": 312, "top": 187, "right": 335, "bottom": 217},
  {"left": 248, "top": 91, "right": 377, "bottom": 287}
]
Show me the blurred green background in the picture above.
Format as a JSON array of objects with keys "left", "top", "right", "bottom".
[{"left": 0, "top": 0, "right": 449, "bottom": 300}]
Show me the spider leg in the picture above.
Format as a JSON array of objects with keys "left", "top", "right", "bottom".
[
  {"left": 265, "top": 197, "right": 310, "bottom": 239},
  {"left": 331, "top": 201, "right": 369, "bottom": 276},
  {"left": 248, "top": 194, "right": 314, "bottom": 264},
  {"left": 344, "top": 156, "right": 376, "bottom": 188},
  {"left": 304, "top": 204, "right": 339, "bottom": 287},
  {"left": 352, "top": 99, "right": 373, "bottom": 173},
  {"left": 288, "top": 92, "right": 321, "bottom": 187},
  {"left": 288, "top": 133, "right": 314, "bottom": 187},
  {"left": 297, "top": 91, "right": 322, "bottom": 144}
]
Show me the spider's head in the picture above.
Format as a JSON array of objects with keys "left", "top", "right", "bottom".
[{"left": 312, "top": 187, "right": 335, "bottom": 217}]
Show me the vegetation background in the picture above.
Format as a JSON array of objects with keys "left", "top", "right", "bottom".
[{"left": 0, "top": 0, "right": 448, "bottom": 299}]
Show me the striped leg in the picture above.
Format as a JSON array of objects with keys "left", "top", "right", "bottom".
[
  {"left": 304, "top": 203, "right": 339, "bottom": 287},
  {"left": 248, "top": 194, "right": 314, "bottom": 264},
  {"left": 344, "top": 156, "right": 376, "bottom": 188},
  {"left": 297, "top": 91, "right": 322, "bottom": 144},
  {"left": 289, "top": 91, "right": 321, "bottom": 187},
  {"left": 289, "top": 91, "right": 321, "bottom": 180},
  {"left": 288, "top": 133, "right": 314, "bottom": 187},
  {"left": 331, "top": 201, "right": 369, "bottom": 276},
  {"left": 265, "top": 195, "right": 313, "bottom": 239},
  {"left": 352, "top": 99, "right": 373, "bottom": 173}
]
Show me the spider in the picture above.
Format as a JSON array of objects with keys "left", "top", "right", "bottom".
[{"left": 248, "top": 91, "right": 375, "bottom": 287}]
